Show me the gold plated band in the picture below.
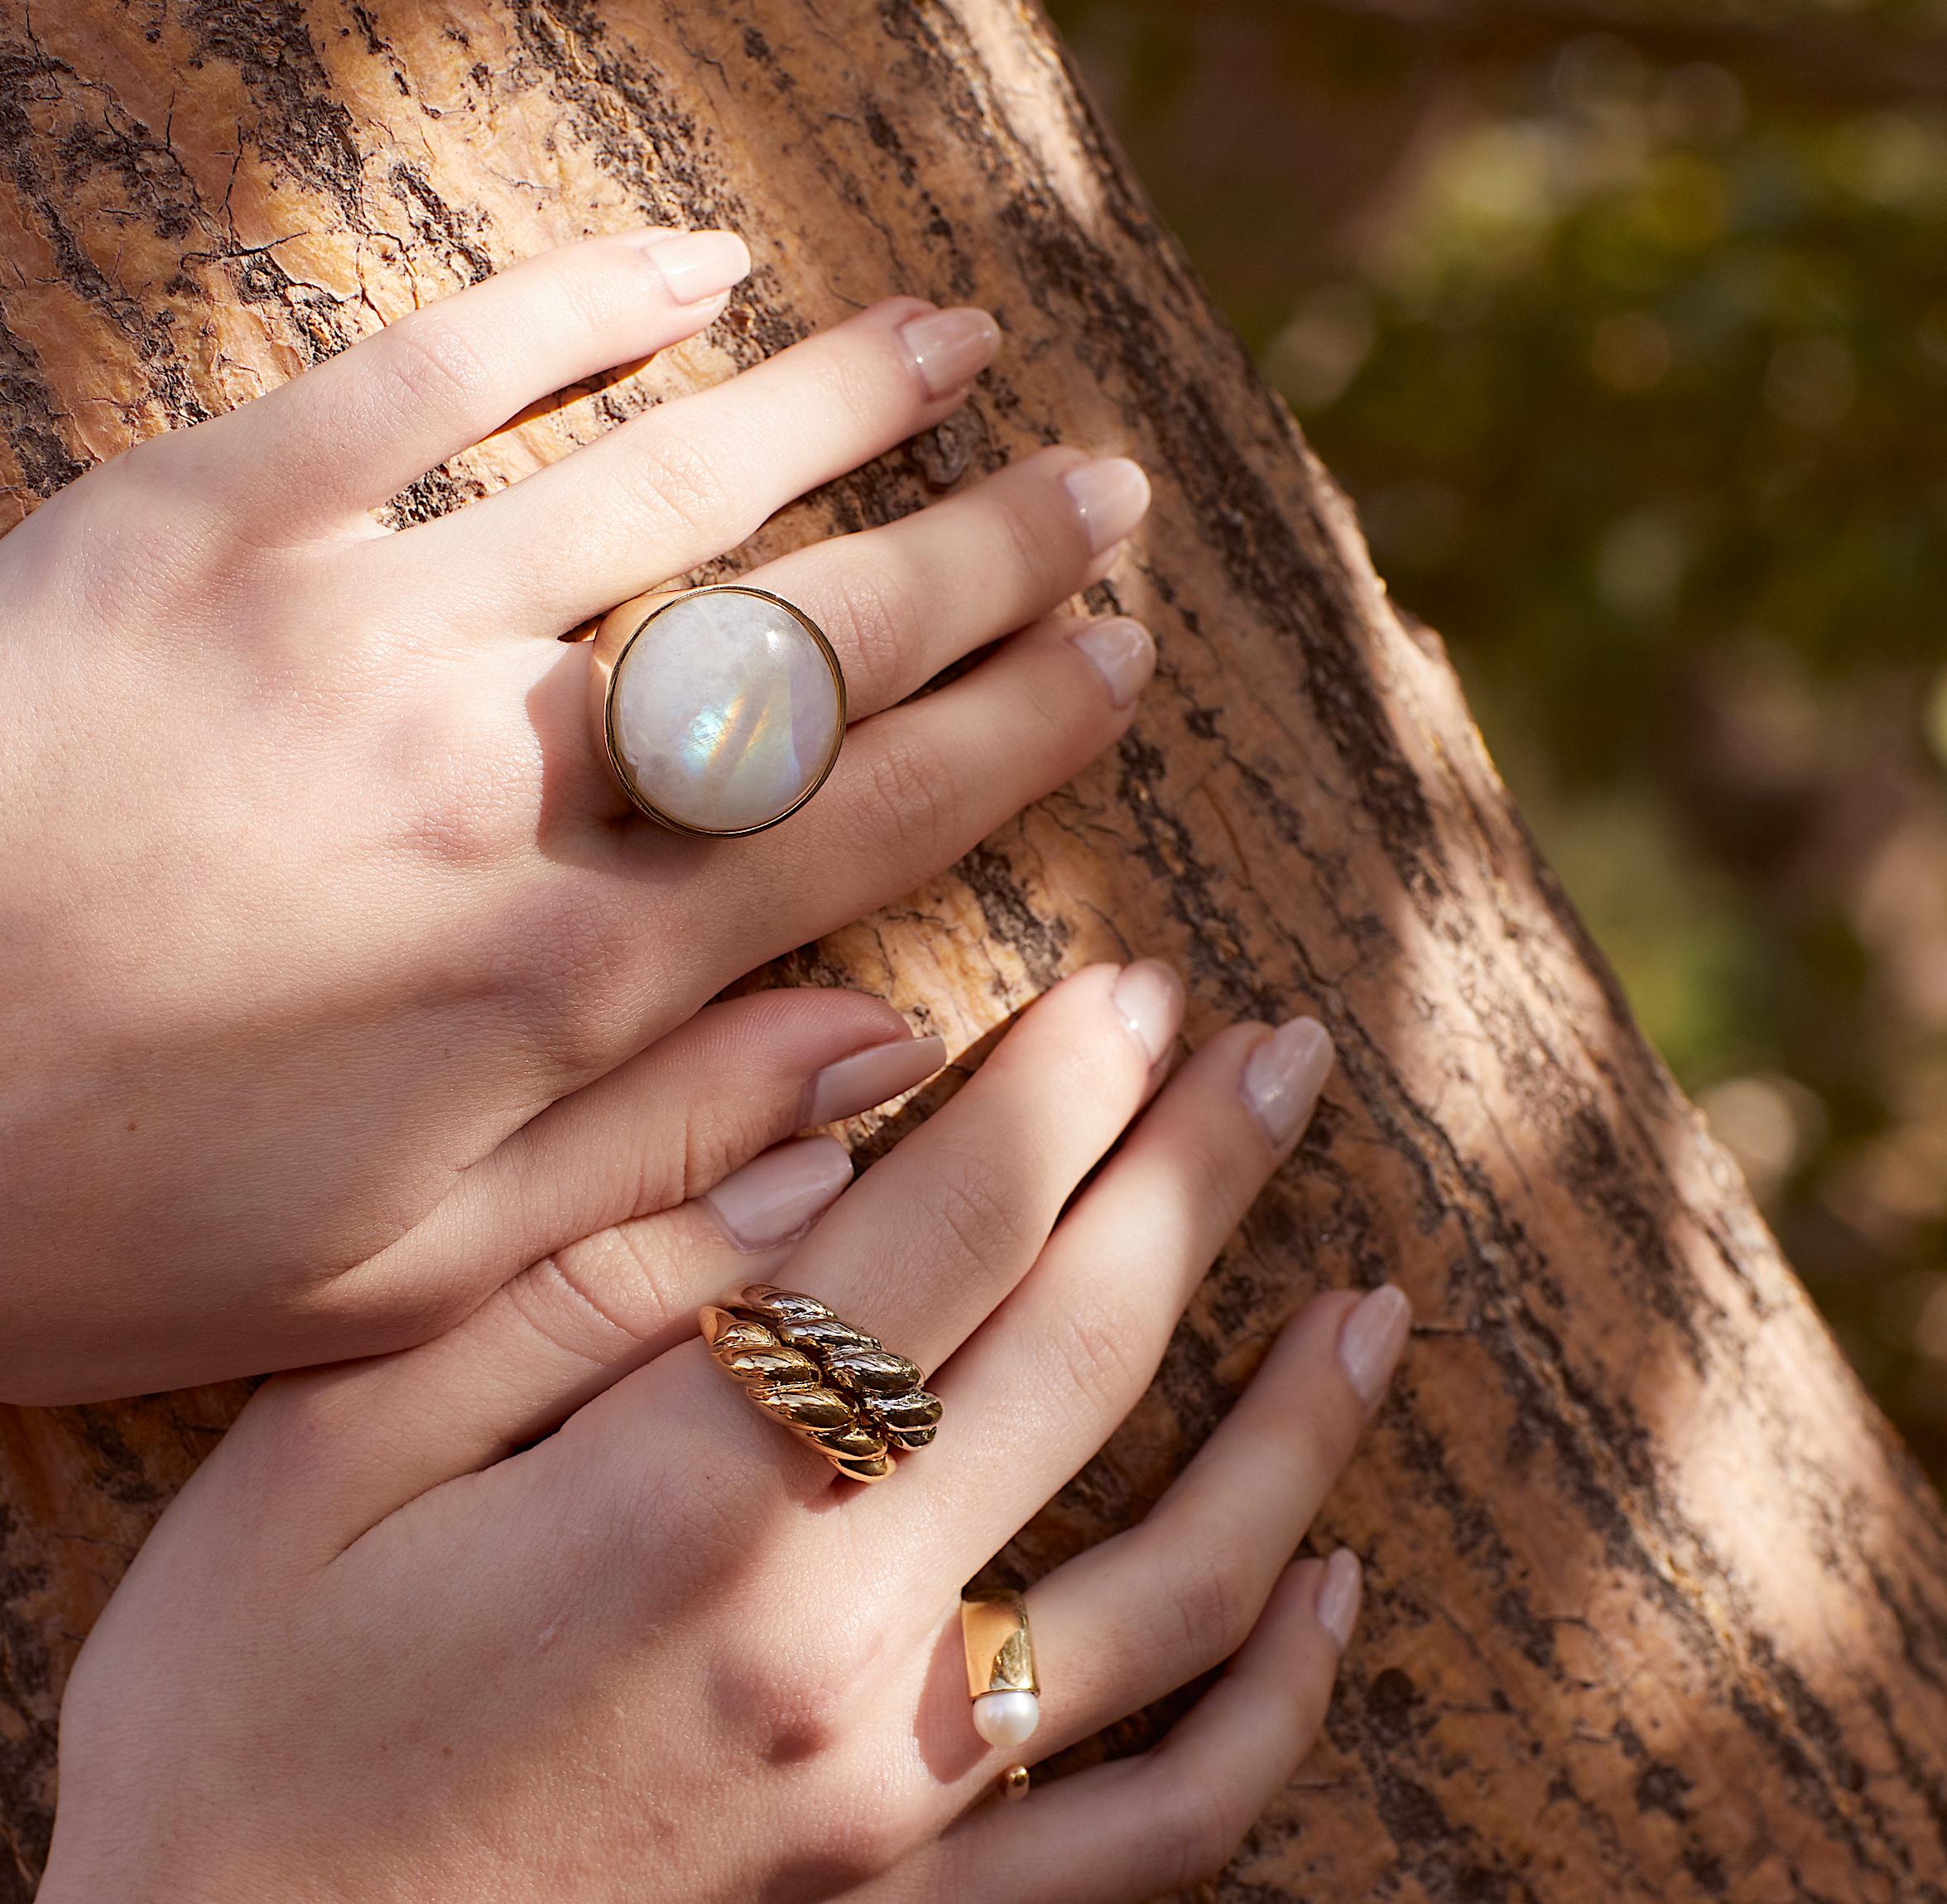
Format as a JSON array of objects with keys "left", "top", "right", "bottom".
[
  {"left": 962, "top": 1589, "right": 1041, "bottom": 1698},
  {"left": 699, "top": 1282, "right": 941, "bottom": 1483},
  {"left": 962, "top": 1586, "right": 1041, "bottom": 1798}
]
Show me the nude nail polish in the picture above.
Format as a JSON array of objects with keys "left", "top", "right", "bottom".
[
  {"left": 1315, "top": 1548, "right": 1363, "bottom": 1651},
  {"left": 804, "top": 1034, "right": 948, "bottom": 1126},
  {"left": 1068, "top": 618, "right": 1156, "bottom": 709},
  {"left": 702, "top": 1136, "right": 853, "bottom": 1252},
  {"left": 897, "top": 306, "right": 1002, "bottom": 397},
  {"left": 1062, "top": 456, "right": 1151, "bottom": 554},
  {"left": 1110, "top": 959, "right": 1185, "bottom": 1065},
  {"left": 1336, "top": 1285, "right": 1411, "bottom": 1409},
  {"left": 638, "top": 229, "right": 752, "bottom": 305},
  {"left": 1240, "top": 1018, "right": 1334, "bottom": 1147}
]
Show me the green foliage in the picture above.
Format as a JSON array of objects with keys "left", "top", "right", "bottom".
[{"left": 1055, "top": 0, "right": 1947, "bottom": 1474}]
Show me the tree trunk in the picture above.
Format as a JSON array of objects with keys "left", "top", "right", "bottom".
[{"left": 4, "top": 2, "right": 1946, "bottom": 1899}]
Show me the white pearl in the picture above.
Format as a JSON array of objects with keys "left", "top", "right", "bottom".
[
  {"left": 972, "top": 1690, "right": 1041, "bottom": 1748},
  {"left": 610, "top": 592, "right": 842, "bottom": 834}
]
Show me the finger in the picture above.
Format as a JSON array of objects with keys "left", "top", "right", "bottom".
[
  {"left": 322, "top": 984, "right": 941, "bottom": 1339},
  {"left": 267, "top": 1132, "right": 875, "bottom": 1549},
  {"left": 190, "top": 228, "right": 752, "bottom": 533},
  {"left": 512, "top": 959, "right": 1182, "bottom": 1519},
  {"left": 748, "top": 959, "right": 1185, "bottom": 1381},
  {"left": 877, "top": 1016, "right": 1343, "bottom": 1573},
  {"left": 1015, "top": 1289, "right": 1402, "bottom": 1761},
  {"left": 543, "top": 609, "right": 1158, "bottom": 1044},
  {"left": 743, "top": 447, "right": 1151, "bottom": 718},
  {"left": 397, "top": 297, "right": 1001, "bottom": 637},
  {"left": 879, "top": 1555, "right": 1361, "bottom": 1904},
  {"left": 642, "top": 612, "right": 1158, "bottom": 972}
]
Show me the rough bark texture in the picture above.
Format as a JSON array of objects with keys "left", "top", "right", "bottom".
[{"left": 3, "top": 3, "right": 1946, "bottom": 1900}]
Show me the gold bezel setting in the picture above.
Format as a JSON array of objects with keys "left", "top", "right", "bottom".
[{"left": 590, "top": 583, "right": 847, "bottom": 839}]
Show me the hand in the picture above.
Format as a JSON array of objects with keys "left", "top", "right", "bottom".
[
  {"left": 41, "top": 963, "right": 1408, "bottom": 1904},
  {"left": 0, "top": 227, "right": 1156, "bottom": 1401}
]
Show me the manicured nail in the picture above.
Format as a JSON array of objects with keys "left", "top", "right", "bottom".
[
  {"left": 1068, "top": 617, "right": 1156, "bottom": 709},
  {"left": 1062, "top": 456, "right": 1151, "bottom": 554},
  {"left": 1241, "top": 1017, "right": 1334, "bottom": 1147},
  {"left": 898, "top": 305, "right": 1002, "bottom": 397},
  {"left": 804, "top": 1034, "right": 948, "bottom": 1126},
  {"left": 1109, "top": 959, "right": 1185, "bottom": 1065},
  {"left": 702, "top": 1135, "right": 853, "bottom": 1252},
  {"left": 1315, "top": 1548, "right": 1363, "bottom": 1652},
  {"left": 1337, "top": 1285, "right": 1411, "bottom": 1409},
  {"left": 640, "top": 228, "right": 752, "bottom": 305}
]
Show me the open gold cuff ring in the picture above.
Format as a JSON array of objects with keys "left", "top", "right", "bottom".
[
  {"left": 962, "top": 1587, "right": 1041, "bottom": 1799},
  {"left": 699, "top": 1283, "right": 940, "bottom": 1483},
  {"left": 589, "top": 583, "right": 846, "bottom": 837}
]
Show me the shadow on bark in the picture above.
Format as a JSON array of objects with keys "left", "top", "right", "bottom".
[{"left": 1, "top": 2, "right": 1945, "bottom": 1899}]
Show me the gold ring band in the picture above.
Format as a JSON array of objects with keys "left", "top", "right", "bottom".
[
  {"left": 589, "top": 583, "right": 847, "bottom": 838},
  {"left": 962, "top": 1585, "right": 1041, "bottom": 1782},
  {"left": 699, "top": 1283, "right": 940, "bottom": 1483}
]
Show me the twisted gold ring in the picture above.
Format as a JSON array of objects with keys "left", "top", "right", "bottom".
[
  {"left": 699, "top": 1283, "right": 940, "bottom": 1483},
  {"left": 589, "top": 584, "right": 846, "bottom": 837}
]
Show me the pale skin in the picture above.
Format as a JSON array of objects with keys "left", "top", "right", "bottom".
[
  {"left": 0, "top": 227, "right": 1159, "bottom": 1402},
  {"left": 41, "top": 964, "right": 1411, "bottom": 1904}
]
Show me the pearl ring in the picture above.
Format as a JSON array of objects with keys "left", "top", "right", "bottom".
[
  {"left": 589, "top": 583, "right": 846, "bottom": 836},
  {"left": 961, "top": 1586, "right": 1040, "bottom": 1799}
]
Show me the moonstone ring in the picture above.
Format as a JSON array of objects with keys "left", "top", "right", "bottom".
[{"left": 589, "top": 583, "right": 846, "bottom": 836}]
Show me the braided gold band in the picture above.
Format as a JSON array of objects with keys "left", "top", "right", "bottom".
[{"left": 699, "top": 1282, "right": 942, "bottom": 1483}]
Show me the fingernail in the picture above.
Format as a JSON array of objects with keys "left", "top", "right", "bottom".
[
  {"left": 1240, "top": 1017, "right": 1334, "bottom": 1148},
  {"left": 1337, "top": 1285, "right": 1411, "bottom": 1409},
  {"left": 702, "top": 1136, "right": 852, "bottom": 1252},
  {"left": 1109, "top": 959, "right": 1185, "bottom": 1065},
  {"left": 1068, "top": 617, "right": 1156, "bottom": 709},
  {"left": 804, "top": 1034, "right": 948, "bottom": 1126},
  {"left": 1061, "top": 456, "right": 1151, "bottom": 555},
  {"left": 897, "top": 305, "right": 1002, "bottom": 397},
  {"left": 1315, "top": 1548, "right": 1363, "bottom": 1652},
  {"left": 639, "top": 229, "right": 752, "bottom": 305}
]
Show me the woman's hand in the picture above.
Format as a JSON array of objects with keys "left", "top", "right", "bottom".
[
  {"left": 41, "top": 963, "right": 1406, "bottom": 1904},
  {"left": 0, "top": 227, "right": 1156, "bottom": 1402}
]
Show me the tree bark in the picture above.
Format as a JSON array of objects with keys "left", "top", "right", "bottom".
[{"left": 4, "top": 3, "right": 1946, "bottom": 1900}]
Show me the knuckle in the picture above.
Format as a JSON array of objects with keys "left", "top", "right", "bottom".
[
  {"left": 405, "top": 797, "right": 507, "bottom": 874},
  {"left": 613, "top": 422, "right": 745, "bottom": 548},
  {"left": 77, "top": 441, "right": 221, "bottom": 579},
  {"left": 529, "top": 1220, "right": 684, "bottom": 1352},
  {"left": 851, "top": 730, "right": 955, "bottom": 865},
  {"left": 493, "top": 892, "right": 628, "bottom": 1081},
  {"left": 919, "top": 1146, "right": 1032, "bottom": 1283},
  {"left": 372, "top": 312, "right": 497, "bottom": 420},
  {"left": 1048, "top": 1298, "right": 1145, "bottom": 1416},
  {"left": 820, "top": 554, "right": 914, "bottom": 703},
  {"left": 714, "top": 1643, "right": 858, "bottom": 1775},
  {"left": 819, "top": 333, "right": 918, "bottom": 432},
  {"left": 524, "top": 960, "right": 624, "bottom": 1083},
  {"left": 1166, "top": 1522, "right": 1260, "bottom": 1666},
  {"left": 1159, "top": 1777, "right": 1249, "bottom": 1889},
  {"left": 796, "top": 1810, "right": 906, "bottom": 1890},
  {"left": 532, "top": 250, "right": 615, "bottom": 348},
  {"left": 376, "top": 699, "right": 538, "bottom": 867}
]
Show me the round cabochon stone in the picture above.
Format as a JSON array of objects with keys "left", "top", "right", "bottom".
[{"left": 609, "top": 591, "right": 843, "bottom": 834}]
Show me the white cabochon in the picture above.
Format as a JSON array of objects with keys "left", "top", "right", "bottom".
[{"left": 609, "top": 592, "right": 843, "bottom": 834}]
